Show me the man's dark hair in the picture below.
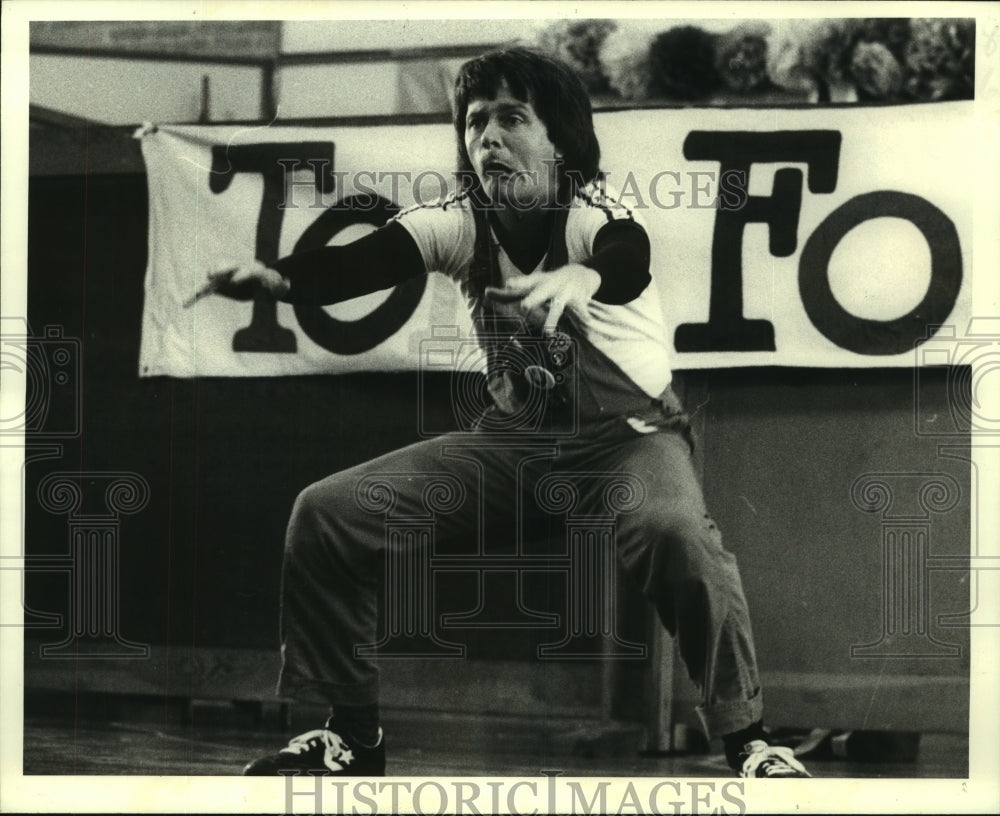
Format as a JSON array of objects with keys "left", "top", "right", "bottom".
[{"left": 453, "top": 47, "right": 601, "bottom": 202}]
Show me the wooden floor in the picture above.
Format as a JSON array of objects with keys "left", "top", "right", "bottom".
[{"left": 21, "top": 695, "right": 968, "bottom": 778}]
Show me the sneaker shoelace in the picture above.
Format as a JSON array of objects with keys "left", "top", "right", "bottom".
[
  {"left": 740, "top": 740, "right": 810, "bottom": 778},
  {"left": 280, "top": 728, "right": 356, "bottom": 771}
]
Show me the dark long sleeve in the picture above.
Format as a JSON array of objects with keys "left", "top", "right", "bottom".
[
  {"left": 273, "top": 220, "right": 427, "bottom": 305},
  {"left": 270, "top": 213, "right": 650, "bottom": 307},
  {"left": 584, "top": 220, "right": 652, "bottom": 305}
]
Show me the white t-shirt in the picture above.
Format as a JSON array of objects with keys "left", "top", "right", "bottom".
[{"left": 394, "top": 182, "right": 672, "bottom": 396}]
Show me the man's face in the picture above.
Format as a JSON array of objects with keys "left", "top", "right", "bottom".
[{"left": 464, "top": 82, "right": 561, "bottom": 211}]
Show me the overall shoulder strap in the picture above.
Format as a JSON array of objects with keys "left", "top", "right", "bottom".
[
  {"left": 543, "top": 207, "right": 570, "bottom": 271},
  {"left": 468, "top": 203, "right": 498, "bottom": 303}
]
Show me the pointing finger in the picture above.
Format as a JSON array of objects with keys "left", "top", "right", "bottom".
[
  {"left": 484, "top": 275, "right": 544, "bottom": 302},
  {"left": 208, "top": 265, "right": 240, "bottom": 283},
  {"left": 520, "top": 286, "right": 553, "bottom": 314},
  {"left": 483, "top": 286, "right": 526, "bottom": 303},
  {"left": 503, "top": 274, "right": 539, "bottom": 292},
  {"left": 543, "top": 297, "right": 566, "bottom": 336},
  {"left": 232, "top": 265, "right": 259, "bottom": 283},
  {"left": 519, "top": 277, "right": 560, "bottom": 313}
]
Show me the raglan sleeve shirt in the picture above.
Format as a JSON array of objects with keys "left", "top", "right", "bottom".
[
  {"left": 562, "top": 184, "right": 673, "bottom": 396},
  {"left": 270, "top": 187, "right": 670, "bottom": 395},
  {"left": 273, "top": 194, "right": 652, "bottom": 309}
]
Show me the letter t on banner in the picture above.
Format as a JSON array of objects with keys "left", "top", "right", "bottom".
[{"left": 209, "top": 143, "right": 336, "bottom": 353}]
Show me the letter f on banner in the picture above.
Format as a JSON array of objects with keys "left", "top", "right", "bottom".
[{"left": 677, "top": 131, "right": 841, "bottom": 352}]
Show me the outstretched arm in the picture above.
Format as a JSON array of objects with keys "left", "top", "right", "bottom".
[{"left": 206, "top": 221, "right": 427, "bottom": 306}]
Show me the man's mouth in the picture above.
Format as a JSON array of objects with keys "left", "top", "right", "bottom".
[{"left": 483, "top": 159, "right": 516, "bottom": 178}]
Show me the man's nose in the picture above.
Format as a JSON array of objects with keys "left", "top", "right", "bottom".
[{"left": 480, "top": 117, "right": 501, "bottom": 148}]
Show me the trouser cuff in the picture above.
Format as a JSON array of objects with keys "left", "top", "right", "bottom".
[
  {"left": 277, "top": 669, "right": 380, "bottom": 707},
  {"left": 696, "top": 687, "right": 764, "bottom": 739}
]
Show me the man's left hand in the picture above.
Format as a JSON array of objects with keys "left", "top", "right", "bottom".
[{"left": 484, "top": 264, "right": 600, "bottom": 335}]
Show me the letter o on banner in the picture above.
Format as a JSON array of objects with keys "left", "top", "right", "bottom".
[
  {"left": 798, "top": 191, "right": 962, "bottom": 355},
  {"left": 292, "top": 194, "right": 427, "bottom": 355}
]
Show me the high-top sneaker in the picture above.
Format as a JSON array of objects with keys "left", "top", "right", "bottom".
[
  {"left": 243, "top": 718, "right": 385, "bottom": 776},
  {"left": 739, "top": 739, "right": 811, "bottom": 778}
]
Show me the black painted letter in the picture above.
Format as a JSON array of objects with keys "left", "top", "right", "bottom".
[
  {"left": 210, "top": 143, "right": 336, "bottom": 352},
  {"left": 798, "top": 191, "right": 962, "bottom": 355},
  {"left": 677, "top": 131, "right": 842, "bottom": 352},
  {"left": 291, "top": 196, "right": 427, "bottom": 355}
]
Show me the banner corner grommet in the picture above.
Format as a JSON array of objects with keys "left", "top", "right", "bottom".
[{"left": 133, "top": 122, "right": 159, "bottom": 140}]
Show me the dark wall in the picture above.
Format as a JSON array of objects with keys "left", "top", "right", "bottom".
[
  {"left": 701, "top": 367, "right": 970, "bottom": 678},
  {"left": 24, "top": 173, "right": 460, "bottom": 650},
  {"left": 659, "top": 367, "right": 971, "bottom": 731}
]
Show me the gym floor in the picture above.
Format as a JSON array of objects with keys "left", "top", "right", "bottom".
[{"left": 22, "top": 694, "right": 967, "bottom": 778}]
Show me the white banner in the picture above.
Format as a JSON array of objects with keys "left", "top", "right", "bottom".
[{"left": 138, "top": 102, "right": 974, "bottom": 377}]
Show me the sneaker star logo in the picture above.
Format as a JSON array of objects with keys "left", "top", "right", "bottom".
[{"left": 323, "top": 736, "right": 356, "bottom": 771}]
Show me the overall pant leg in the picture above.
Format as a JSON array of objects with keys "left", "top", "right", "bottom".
[
  {"left": 277, "top": 432, "right": 541, "bottom": 706},
  {"left": 568, "top": 425, "right": 763, "bottom": 739}
]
